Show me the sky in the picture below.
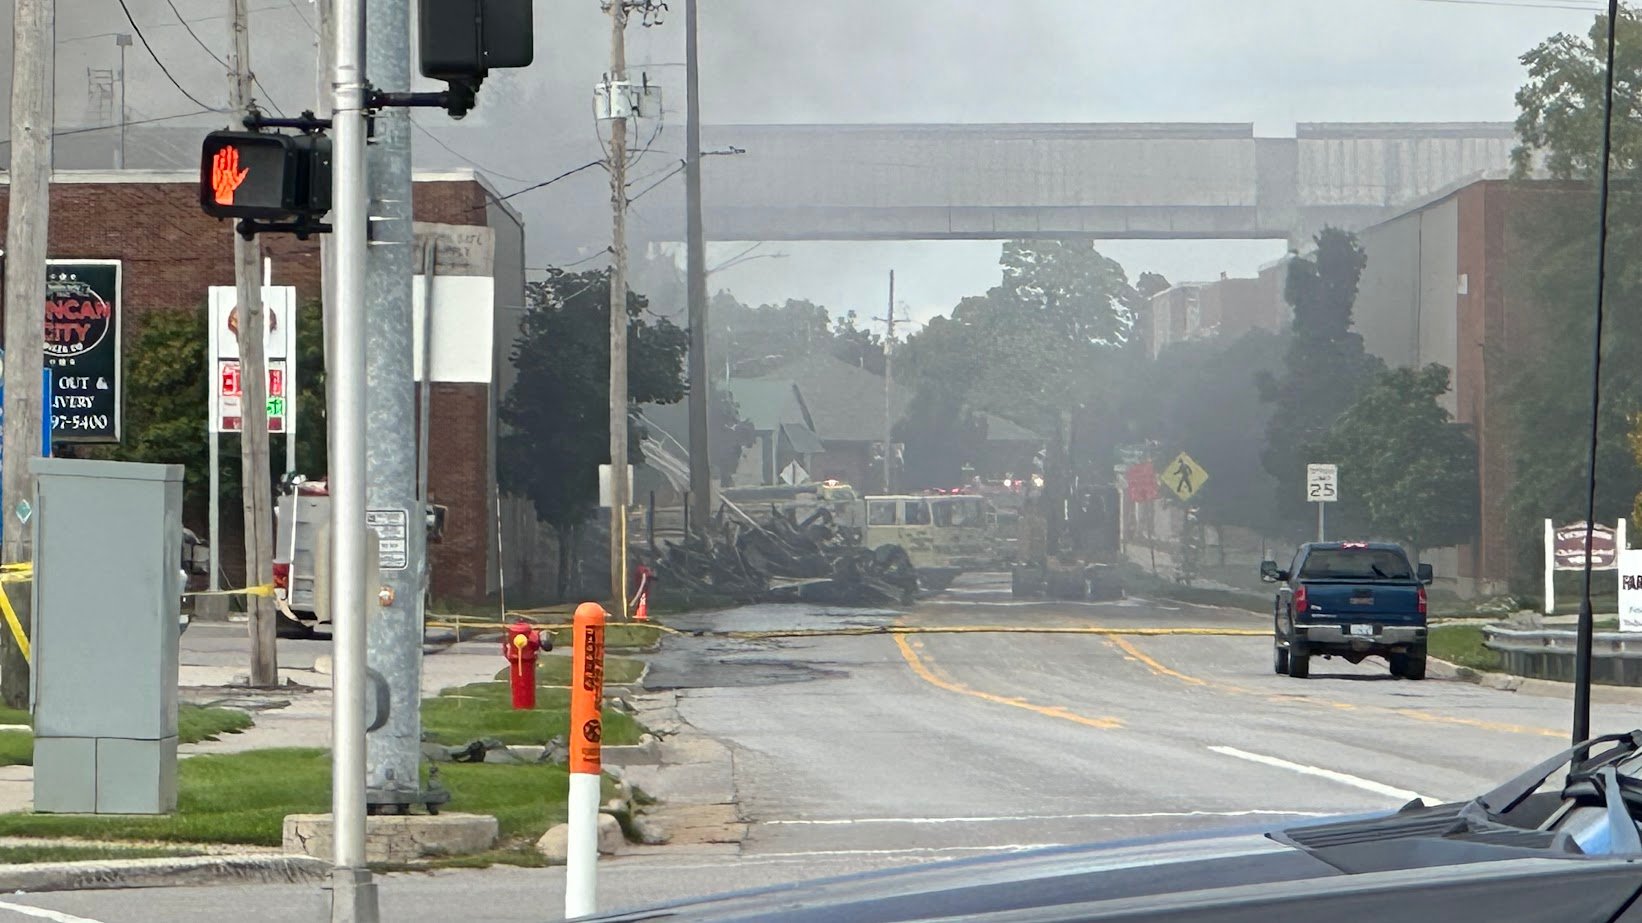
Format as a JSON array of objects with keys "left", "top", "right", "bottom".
[{"left": 0, "top": 0, "right": 1610, "bottom": 326}]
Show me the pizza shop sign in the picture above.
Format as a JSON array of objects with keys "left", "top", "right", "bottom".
[{"left": 42, "top": 262, "right": 122, "bottom": 443}]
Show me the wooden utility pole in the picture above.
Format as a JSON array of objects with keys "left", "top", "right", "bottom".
[
  {"left": 684, "top": 0, "right": 711, "bottom": 536},
  {"left": 227, "top": 0, "right": 277, "bottom": 685},
  {"left": 607, "top": 0, "right": 631, "bottom": 614},
  {"left": 0, "top": 0, "right": 55, "bottom": 709},
  {"left": 882, "top": 270, "right": 895, "bottom": 493}
]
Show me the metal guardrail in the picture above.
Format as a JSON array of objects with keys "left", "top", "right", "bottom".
[{"left": 1483, "top": 625, "right": 1642, "bottom": 685}]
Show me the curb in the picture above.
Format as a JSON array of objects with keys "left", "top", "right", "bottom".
[
  {"left": 0, "top": 854, "right": 329, "bottom": 893},
  {"left": 1429, "top": 656, "right": 1642, "bottom": 705}
]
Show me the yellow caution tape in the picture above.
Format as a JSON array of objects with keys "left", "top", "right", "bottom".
[
  {"left": 419, "top": 619, "right": 1262, "bottom": 640},
  {"left": 0, "top": 583, "right": 27, "bottom": 663},
  {"left": 184, "top": 584, "right": 277, "bottom": 599}
]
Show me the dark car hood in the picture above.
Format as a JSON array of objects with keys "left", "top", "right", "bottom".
[
  {"left": 582, "top": 816, "right": 1361, "bottom": 922},
  {"left": 582, "top": 797, "right": 1642, "bottom": 923}
]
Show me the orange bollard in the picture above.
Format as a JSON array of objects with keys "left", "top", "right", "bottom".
[{"left": 567, "top": 601, "right": 606, "bottom": 917}]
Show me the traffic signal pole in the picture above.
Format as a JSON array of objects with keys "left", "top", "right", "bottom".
[
  {"left": 363, "top": 0, "right": 433, "bottom": 813},
  {"left": 328, "top": 0, "right": 376, "bottom": 915}
]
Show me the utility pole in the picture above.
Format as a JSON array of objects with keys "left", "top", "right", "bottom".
[
  {"left": 328, "top": 0, "right": 376, "bottom": 914},
  {"left": 115, "top": 34, "right": 131, "bottom": 169},
  {"left": 363, "top": 0, "right": 431, "bottom": 814},
  {"left": 0, "top": 0, "right": 54, "bottom": 710},
  {"left": 606, "top": 0, "right": 631, "bottom": 614},
  {"left": 882, "top": 270, "right": 895, "bottom": 493},
  {"left": 227, "top": 0, "right": 278, "bottom": 686},
  {"left": 684, "top": 0, "right": 710, "bottom": 537}
]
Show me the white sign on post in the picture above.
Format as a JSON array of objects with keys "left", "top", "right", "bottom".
[
  {"left": 1306, "top": 464, "right": 1338, "bottom": 503},
  {"left": 208, "top": 286, "right": 297, "bottom": 434},
  {"left": 1619, "top": 549, "right": 1642, "bottom": 632}
]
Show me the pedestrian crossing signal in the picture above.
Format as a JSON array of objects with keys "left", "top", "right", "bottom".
[{"left": 199, "top": 131, "right": 332, "bottom": 220}]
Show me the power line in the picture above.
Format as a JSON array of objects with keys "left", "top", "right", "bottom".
[
  {"left": 412, "top": 119, "right": 534, "bottom": 183},
  {"left": 159, "top": 0, "right": 286, "bottom": 117},
  {"left": 0, "top": 108, "right": 218, "bottom": 150},
  {"left": 115, "top": 0, "right": 224, "bottom": 112},
  {"left": 627, "top": 161, "right": 685, "bottom": 204},
  {"left": 1410, "top": 0, "right": 1602, "bottom": 9},
  {"left": 491, "top": 160, "right": 607, "bottom": 205}
]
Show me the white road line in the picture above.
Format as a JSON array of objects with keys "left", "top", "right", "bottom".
[
  {"left": 764, "top": 809, "right": 1332, "bottom": 826},
  {"left": 0, "top": 902, "right": 108, "bottom": 923},
  {"left": 1208, "top": 745, "right": 1433, "bottom": 804}
]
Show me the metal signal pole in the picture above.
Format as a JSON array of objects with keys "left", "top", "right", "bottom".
[
  {"left": 882, "top": 270, "right": 895, "bottom": 493},
  {"left": 227, "top": 0, "right": 278, "bottom": 686},
  {"left": 328, "top": 0, "right": 377, "bottom": 914},
  {"left": 0, "top": 0, "right": 54, "bottom": 709}
]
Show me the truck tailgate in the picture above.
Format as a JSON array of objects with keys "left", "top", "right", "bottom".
[{"left": 1302, "top": 581, "right": 1422, "bottom": 621}]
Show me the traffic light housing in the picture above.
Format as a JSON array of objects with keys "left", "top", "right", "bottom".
[
  {"left": 199, "top": 130, "right": 332, "bottom": 222},
  {"left": 419, "top": 0, "right": 533, "bottom": 113}
]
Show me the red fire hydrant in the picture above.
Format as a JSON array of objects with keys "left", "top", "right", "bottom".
[{"left": 503, "top": 620, "right": 552, "bottom": 710}]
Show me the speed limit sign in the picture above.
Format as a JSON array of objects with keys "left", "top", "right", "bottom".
[{"left": 1307, "top": 464, "right": 1338, "bottom": 503}]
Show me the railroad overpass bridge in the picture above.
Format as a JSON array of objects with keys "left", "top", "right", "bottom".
[{"left": 646, "top": 121, "right": 1519, "bottom": 245}]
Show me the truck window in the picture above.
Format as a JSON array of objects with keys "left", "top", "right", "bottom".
[
  {"left": 932, "top": 501, "right": 954, "bottom": 527},
  {"left": 904, "top": 501, "right": 931, "bottom": 525},
  {"left": 1299, "top": 548, "right": 1413, "bottom": 581},
  {"left": 867, "top": 501, "right": 898, "bottom": 525}
]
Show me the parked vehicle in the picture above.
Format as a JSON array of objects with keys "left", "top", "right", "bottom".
[{"left": 1262, "top": 541, "right": 1434, "bottom": 680}]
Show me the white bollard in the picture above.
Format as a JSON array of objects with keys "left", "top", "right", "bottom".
[{"left": 566, "top": 602, "right": 607, "bottom": 919}]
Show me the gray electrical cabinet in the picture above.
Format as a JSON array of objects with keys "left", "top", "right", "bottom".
[{"left": 31, "top": 458, "right": 183, "bottom": 814}]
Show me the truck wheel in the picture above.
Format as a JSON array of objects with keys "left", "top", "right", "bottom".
[
  {"left": 1273, "top": 642, "right": 1290, "bottom": 675},
  {"left": 1401, "top": 645, "right": 1427, "bottom": 681},
  {"left": 1287, "top": 639, "right": 1310, "bottom": 679}
]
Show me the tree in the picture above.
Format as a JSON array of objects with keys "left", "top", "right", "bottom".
[
  {"left": 1503, "top": 6, "right": 1642, "bottom": 586},
  {"left": 710, "top": 294, "right": 884, "bottom": 377},
  {"left": 1512, "top": 5, "right": 1642, "bottom": 181},
  {"left": 1258, "top": 228, "right": 1385, "bottom": 540},
  {"left": 498, "top": 270, "right": 687, "bottom": 599},
  {"left": 996, "top": 239, "right": 1136, "bottom": 348},
  {"left": 1311, "top": 364, "right": 1480, "bottom": 560},
  {"left": 91, "top": 299, "right": 327, "bottom": 532}
]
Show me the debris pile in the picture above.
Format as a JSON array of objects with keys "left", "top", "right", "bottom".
[{"left": 643, "top": 505, "right": 918, "bottom": 606}]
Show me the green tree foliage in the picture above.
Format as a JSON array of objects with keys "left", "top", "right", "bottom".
[
  {"left": 91, "top": 300, "right": 327, "bottom": 528},
  {"left": 498, "top": 271, "right": 687, "bottom": 597},
  {"left": 711, "top": 294, "right": 884, "bottom": 377},
  {"left": 1311, "top": 365, "right": 1480, "bottom": 558},
  {"left": 1503, "top": 6, "right": 1642, "bottom": 585},
  {"left": 1258, "top": 228, "right": 1385, "bottom": 540}
]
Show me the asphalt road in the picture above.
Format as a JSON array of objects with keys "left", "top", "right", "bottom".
[{"left": 3, "top": 576, "right": 1628, "bottom": 922}]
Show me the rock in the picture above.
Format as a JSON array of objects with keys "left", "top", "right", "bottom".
[
  {"left": 603, "top": 797, "right": 629, "bottom": 817},
  {"left": 536, "top": 816, "right": 624, "bottom": 862},
  {"left": 421, "top": 742, "right": 454, "bottom": 763},
  {"left": 631, "top": 814, "right": 671, "bottom": 846},
  {"left": 538, "top": 736, "right": 569, "bottom": 764},
  {"left": 598, "top": 812, "right": 624, "bottom": 854},
  {"left": 313, "top": 654, "right": 334, "bottom": 676},
  {"left": 536, "top": 824, "right": 570, "bottom": 863}
]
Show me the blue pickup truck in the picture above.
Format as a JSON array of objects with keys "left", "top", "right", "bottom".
[{"left": 1261, "top": 541, "right": 1433, "bottom": 680}]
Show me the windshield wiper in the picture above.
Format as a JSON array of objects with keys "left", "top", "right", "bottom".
[{"left": 1477, "top": 730, "right": 1642, "bottom": 816}]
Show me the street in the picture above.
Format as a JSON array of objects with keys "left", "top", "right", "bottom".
[{"left": 0, "top": 577, "right": 1629, "bottom": 922}]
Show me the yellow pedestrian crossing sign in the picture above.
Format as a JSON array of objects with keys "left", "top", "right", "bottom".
[{"left": 1162, "top": 452, "right": 1208, "bottom": 502}]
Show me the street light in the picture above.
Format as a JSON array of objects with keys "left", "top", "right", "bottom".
[{"left": 114, "top": 34, "right": 132, "bottom": 170}]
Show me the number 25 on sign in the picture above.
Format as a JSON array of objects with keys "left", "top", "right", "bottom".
[{"left": 1307, "top": 464, "right": 1338, "bottom": 502}]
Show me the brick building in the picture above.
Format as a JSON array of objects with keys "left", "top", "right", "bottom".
[
  {"left": 1147, "top": 270, "right": 1288, "bottom": 359},
  {"left": 0, "top": 169, "right": 525, "bottom": 602},
  {"left": 1351, "top": 178, "right": 1589, "bottom": 592}
]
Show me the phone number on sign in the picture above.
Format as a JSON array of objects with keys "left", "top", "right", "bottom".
[{"left": 51, "top": 414, "right": 111, "bottom": 431}]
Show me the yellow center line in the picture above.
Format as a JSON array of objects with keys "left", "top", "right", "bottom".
[
  {"left": 1110, "top": 634, "right": 1562, "bottom": 739},
  {"left": 893, "top": 634, "right": 1123, "bottom": 730}
]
